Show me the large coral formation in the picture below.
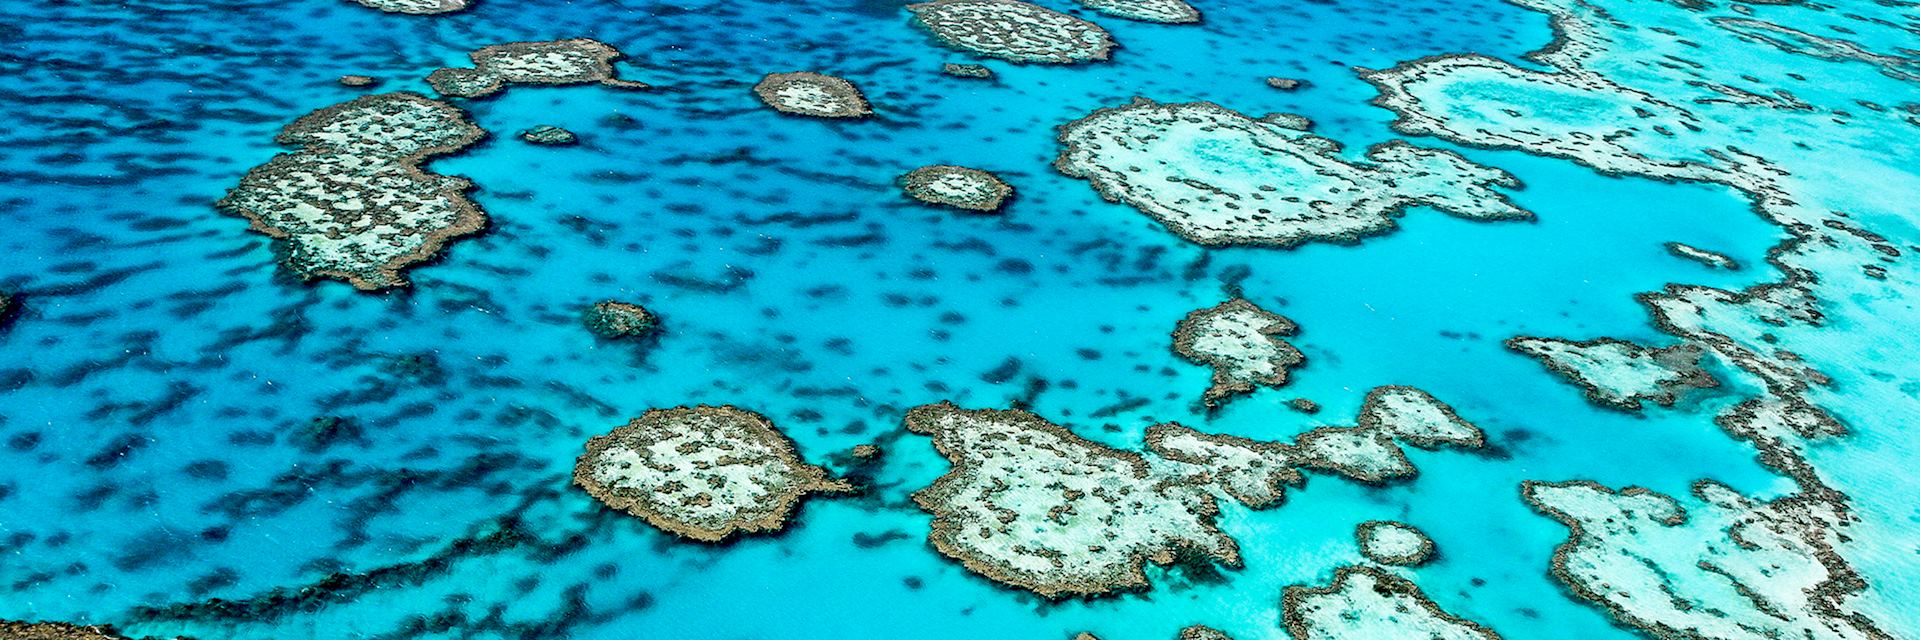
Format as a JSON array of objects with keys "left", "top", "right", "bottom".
[
  {"left": 1056, "top": 99, "right": 1530, "bottom": 247},
  {"left": 907, "top": 0, "right": 1115, "bottom": 64},
  {"left": 573, "top": 406, "right": 852, "bottom": 542},
  {"left": 219, "top": 92, "right": 486, "bottom": 290},
  {"left": 349, "top": 0, "right": 469, "bottom": 15},
  {"left": 1355, "top": 520, "right": 1434, "bottom": 566},
  {"left": 426, "top": 39, "right": 649, "bottom": 99},
  {"left": 1074, "top": 0, "right": 1198, "bottom": 24}
]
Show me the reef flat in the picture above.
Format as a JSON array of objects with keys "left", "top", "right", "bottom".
[
  {"left": 907, "top": 0, "right": 1114, "bottom": 64},
  {"left": 1170, "top": 298, "right": 1303, "bottom": 407},
  {"left": 573, "top": 406, "right": 852, "bottom": 542},
  {"left": 1056, "top": 99, "right": 1530, "bottom": 247},
  {"left": 427, "top": 39, "right": 648, "bottom": 99},
  {"left": 899, "top": 165, "right": 1013, "bottom": 212},
  {"left": 1283, "top": 566, "right": 1500, "bottom": 639},
  {"left": 1507, "top": 337, "right": 1717, "bottom": 411},
  {"left": 218, "top": 92, "right": 486, "bottom": 290},
  {"left": 1355, "top": 520, "right": 1433, "bottom": 566},
  {"left": 752, "top": 72, "right": 872, "bottom": 118}
]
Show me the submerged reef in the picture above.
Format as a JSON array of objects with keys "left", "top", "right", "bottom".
[
  {"left": 1355, "top": 520, "right": 1434, "bottom": 566},
  {"left": 752, "top": 72, "right": 872, "bottom": 118},
  {"left": 582, "top": 301, "right": 658, "bottom": 339},
  {"left": 1665, "top": 241, "right": 1740, "bottom": 270},
  {"left": 349, "top": 0, "right": 468, "bottom": 14},
  {"left": 0, "top": 621, "right": 137, "bottom": 640},
  {"left": 218, "top": 92, "right": 486, "bottom": 290},
  {"left": 1526, "top": 480, "right": 1877, "bottom": 639},
  {"left": 520, "top": 125, "right": 577, "bottom": 145},
  {"left": 1283, "top": 566, "right": 1500, "bottom": 639},
  {"left": 941, "top": 62, "right": 995, "bottom": 79},
  {"left": 907, "top": 0, "right": 1114, "bottom": 64},
  {"left": 1265, "top": 77, "right": 1304, "bottom": 90},
  {"left": 0, "top": 291, "right": 14, "bottom": 330},
  {"left": 1507, "top": 337, "right": 1718, "bottom": 411},
  {"left": 337, "top": 74, "right": 378, "bottom": 87},
  {"left": 899, "top": 165, "right": 1014, "bottom": 212},
  {"left": 1178, "top": 626, "right": 1233, "bottom": 640},
  {"left": 904, "top": 402, "right": 1239, "bottom": 598},
  {"left": 426, "top": 39, "right": 649, "bottom": 99},
  {"left": 1073, "top": 0, "right": 1198, "bottom": 24},
  {"left": 1055, "top": 99, "right": 1530, "bottom": 247},
  {"left": 1170, "top": 298, "right": 1303, "bottom": 407},
  {"left": 573, "top": 406, "right": 852, "bottom": 542}
]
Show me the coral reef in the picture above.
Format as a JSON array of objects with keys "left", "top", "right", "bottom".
[
  {"left": 1074, "top": 0, "right": 1198, "bottom": 24},
  {"left": 573, "top": 406, "right": 853, "bottom": 542},
  {"left": 218, "top": 92, "right": 486, "bottom": 290},
  {"left": 1665, "top": 241, "right": 1740, "bottom": 270},
  {"left": 1283, "top": 566, "right": 1500, "bottom": 639},
  {"left": 904, "top": 402, "right": 1239, "bottom": 598},
  {"left": 907, "top": 0, "right": 1114, "bottom": 64},
  {"left": 520, "top": 124, "right": 577, "bottom": 145},
  {"left": 1526, "top": 480, "right": 1878, "bottom": 639},
  {"left": 1171, "top": 298, "right": 1303, "bottom": 407},
  {"left": 1145, "top": 424, "right": 1299, "bottom": 509},
  {"left": 426, "top": 39, "right": 649, "bottom": 99},
  {"left": 337, "top": 75, "right": 378, "bottom": 87},
  {"left": 1355, "top": 520, "right": 1434, "bottom": 566},
  {"left": 1178, "top": 626, "right": 1232, "bottom": 640},
  {"left": 1356, "top": 385, "right": 1486, "bottom": 449},
  {"left": 1506, "top": 337, "right": 1718, "bottom": 410},
  {"left": 349, "top": 0, "right": 468, "bottom": 15},
  {"left": 752, "top": 72, "right": 872, "bottom": 118},
  {"left": 1265, "top": 77, "right": 1303, "bottom": 90},
  {"left": 899, "top": 165, "right": 1014, "bottom": 212},
  {"left": 582, "top": 301, "right": 658, "bottom": 339},
  {"left": 1056, "top": 99, "right": 1530, "bottom": 247}
]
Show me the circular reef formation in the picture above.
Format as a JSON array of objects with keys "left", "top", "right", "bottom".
[
  {"left": 1356, "top": 520, "right": 1435, "bottom": 566},
  {"left": 1056, "top": 99, "right": 1530, "bottom": 247},
  {"left": 582, "top": 301, "right": 658, "bottom": 339},
  {"left": 1075, "top": 0, "right": 1198, "bottom": 23},
  {"left": 350, "top": 0, "right": 469, "bottom": 14},
  {"left": 427, "top": 39, "right": 650, "bottom": 99},
  {"left": 907, "top": 0, "right": 1114, "bottom": 64},
  {"left": 219, "top": 92, "right": 487, "bottom": 290},
  {"left": 573, "top": 406, "right": 853, "bottom": 542},
  {"left": 1171, "top": 297, "right": 1304, "bottom": 407},
  {"left": 751, "top": 72, "right": 872, "bottom": 118},
  {"left": 899, "top": 165, "right": 1014, "bottom": 212}
]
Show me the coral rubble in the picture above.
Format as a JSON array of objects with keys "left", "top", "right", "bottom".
[
  {"left": 573, "top": 406, "right": 852, "bottom": 542},
  {"left": 218, "top": 92, "right": 486, "bottom": 290}
]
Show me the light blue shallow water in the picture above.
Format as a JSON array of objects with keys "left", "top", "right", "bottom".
[{"left": 0, "top": 0, "right": 1901, "bottom": 637}]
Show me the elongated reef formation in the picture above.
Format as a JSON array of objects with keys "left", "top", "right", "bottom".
[
  {"left": 1506, "top": 337, "right": 1718, "bottom": 410},
  {"left": 900, "top": 165, "right": 1014, "bottom": 212},
  {"left": 752, "top": 72, "right": 872, "bottom": 118},
  {"left": 427, "top": 39, "right": 649, "bottom": 99}
]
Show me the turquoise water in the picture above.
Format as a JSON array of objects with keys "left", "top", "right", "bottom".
[{"left": 0, "top": 0, "right": 1909, "bottom": 637}]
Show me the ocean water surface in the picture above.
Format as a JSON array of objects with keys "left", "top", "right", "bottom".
[{"left": 1, "top": 0, "right": 1916, "bottom": 638}]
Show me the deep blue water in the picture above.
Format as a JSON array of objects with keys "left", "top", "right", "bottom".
[{"left": 0, "top": 0, "right": 1890, "bottom": 638}]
